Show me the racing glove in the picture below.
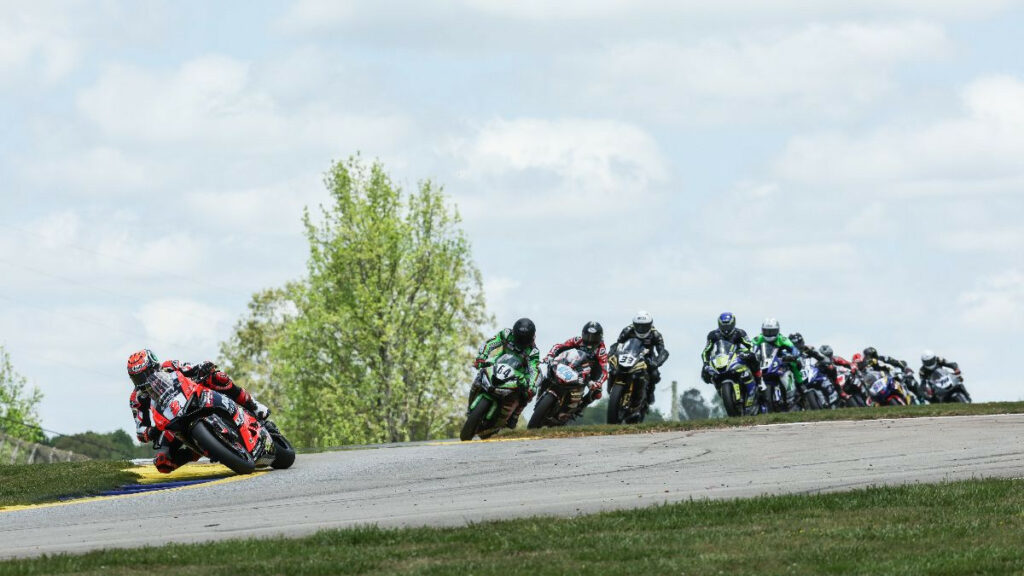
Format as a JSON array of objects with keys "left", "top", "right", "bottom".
[
  {"left": 246, "top": 398, "right": 271, "bottom": 420},
  {"left": 701, "top": 365, "right": 715, "bottom": 383}
]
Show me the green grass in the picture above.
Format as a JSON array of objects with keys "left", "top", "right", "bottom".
[
  {"left": 2, "top": 478, "right": 1022, "bottom": 575},
  {"left": 0, "top": 460, "right": 139, "bottom": 508},
  {"left": 505, "top": 401, "right": 1024, "bottom": 439}
]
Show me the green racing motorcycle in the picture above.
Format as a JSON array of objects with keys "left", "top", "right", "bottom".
[{"left": 460, "top": 353, "right": 529, "bottom": 441}]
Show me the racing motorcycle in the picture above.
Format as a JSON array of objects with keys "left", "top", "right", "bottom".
[
  {"left": 756, "top": 341, "right": 793, "bottom": 412},
  {"left": 897, "top": 370, "right": 927, "bottom": 405},
  {"left": 800, "top": 358, "right": 838, "bottom": 410},
  {"left": 863, "top": 369, "right": 908, "bottom": 406},
  {"left": 528, "top": 349, "right": 593, "bottom": 429},
  {"left": 706, "top": 340, "right": 757, "bottom": 417},
  {"left": 606, "top": 338, "right": 650, "bottom": 424},
  {"left": 461, "top": 353, "right": 529, "bottom": 441},
  {"left": 835, "top": 362, "right": 868, "bottom": 407},
  {"left": 142, "top": 368, "right": 295, "bottom": 475},
  {"left": 926, "top": 367, "right": 971, "bottom": 403}
]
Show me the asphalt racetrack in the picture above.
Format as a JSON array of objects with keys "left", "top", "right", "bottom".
[{"left": 3, "top": 414, "right": 1023, "bottom": 559}]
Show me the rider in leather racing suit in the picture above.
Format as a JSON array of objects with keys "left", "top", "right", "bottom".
[
  {"left": 701, "top": 312, "right": 758, "bottom": 381},
  {"left": 541, "top": 321, "right": 608, "bottom": 415},
  {"left": 614, "top": 311, "right": 669, "bottom": 404},
  {"left": 127, "top": 349, "right": 269, "bottom": 473},
  {"left": 857, "top": 346, "right": 923, "bottom": 401},
  {"left": 919, "top": 350, "right": 969, "bottom": 402},
  {"left": 751, "top": 319, "right": 804, "bottom": 411},
  {"left": 471, "top": 318, "right": 541, "bottom": 429}
]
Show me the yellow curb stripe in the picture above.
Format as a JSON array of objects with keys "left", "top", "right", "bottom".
[
  {"left": 427, "top": 436, "right": 540, "bottom": 446},
  {"left": 133, "top": 463, "right": 237, "bottom": 484},
  {"left": 0, "top": 470, "right": 267, "bottom": 513}
]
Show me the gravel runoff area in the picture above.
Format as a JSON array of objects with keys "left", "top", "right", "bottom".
[{"left": 2, "top": 414, "right": 1022, "bottom": 559}]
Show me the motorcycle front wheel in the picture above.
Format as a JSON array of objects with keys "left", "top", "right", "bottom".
[
  {"left": 460, "top": 397, "right": 492, "bottom": 441},
  {"left": 802, "top": 389, "right": 824, "bottom": 411},
  {"left": 191, "top": 418, "right": 257, "bottom": 475},
  {"left": 607, "top": 384, "right": 628, "bottom": 424},
  {"left": 528, "top": 393, "right": 559, "bottom": 429},
  {"left": 718, "top": 381, "right": 741, "bottom": 417}
]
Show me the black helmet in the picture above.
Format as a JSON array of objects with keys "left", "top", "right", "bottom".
[
  {"left": 789, "top": 332, "right": 804, "bottom": 347},
  {"left": 718, "top": 312, "right": 736, "bottom": 336},
  {"left": 581, "top": 321, "right": 603, "bottom": 347},
  {"left": 511, "top": 318, "right": 536, "bottom": 349},
  {"left": 863, "top": 347, "right": 878, "bottom": 361},
  {"left": 819, "top": 345, "right": 834, "bottom": 359}
]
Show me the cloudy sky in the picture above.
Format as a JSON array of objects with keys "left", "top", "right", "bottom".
[{"left": 2, "top": 1, "right": 1023, "bottom": 435}]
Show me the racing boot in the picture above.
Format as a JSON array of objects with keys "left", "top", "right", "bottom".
[{"left": 506, "top": 388, "right": 535, "bottom": 429}]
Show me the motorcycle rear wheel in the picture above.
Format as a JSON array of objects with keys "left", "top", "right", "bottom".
[
  {"left": 528, "top": 393, "right": 559, "bottom": 429},
  {"left": 460, "top": 397, "right": 492, "bottom": 441},
  {"left": 265, "top": 420, "right": 296, "bottom": 469},
  {"left": 191, "top": 419, "right": 257, "bottom": 475},
  {"left": 607, "top": 384, "right": 626, "bottom": 424}
]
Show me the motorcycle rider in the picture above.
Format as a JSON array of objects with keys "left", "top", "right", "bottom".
[
  {"left": 788, "top": 332, "right": 818, "bottom": 361},
  {"left": 856, "top": 347, "right": 906, "bottom": 374},
  {"left": 854, "top": 347, "right": 913, "bottom": 404},
  {"left": 541, "top": 321, "right": 609, "bottom": 415},
  {"left": 858, "top": 346, "right": 922, "bottom": 401},
  {"left": 751, "top": 318, "right": 804, "bottom": 411},
  {"left": 701, "top": 312, "right": 758, "bottom": 383},
  {"left": 471, "top": 318, "right": 541, "bottom": 429},
  {"left": 701, "top": 312, "right": 758, "bottom": 413},
  {"left": 127, "top": 349, "right": 270, "bottom": 473},
  {"left": 919, "top": 350, "right": 969, "bottom": 402},
  {"left": 614, "top": 311, "right": 669, "bottom": 404}
]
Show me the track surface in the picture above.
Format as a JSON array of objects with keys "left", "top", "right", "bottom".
[{"left": 3, "top": 414, "right": 1023, "bottom": 559}]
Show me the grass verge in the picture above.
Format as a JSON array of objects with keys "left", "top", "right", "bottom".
[
  {"left": 0, "top": 460, "right": 140, "bottom": 508},
  {"left": 2, "top": 478, "right": 1022, "bottom": 575},
  {"left": 504, "top": 401, "right": 1024, "bottom": 439}
]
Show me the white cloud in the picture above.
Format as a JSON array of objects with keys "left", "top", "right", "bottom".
[
  {"left": 184, "top": 174, "right": 326, "bottom": 237},
  {"left": 135, "top": 299, "right": 232, "bottom": 352},
  {"left": 461, "top": 0, "right": 1015, "bottom": 20},
  {"left": 22, "top": 146, "right": 155, "bottom": 194},
  {"left": 559, "top": 21, "right": 949, "bottom": 124},
  {"left": 959, "top": 270, "right": 1024, "bottom": 330},
  {"left": 280, "top": 0, "right": 356, "bottom": 33},
  {"left": 0, "top": 2, "right": 78, "bottom": 83},
  {"left": 775, "top": 75, "right": 1024, "bottom": 188},
  {"left": 450, "top": 117, "right": 668, "bottom": 221},
  {"left": 77, "top": 55, "right": 412, "bottom": 153}
]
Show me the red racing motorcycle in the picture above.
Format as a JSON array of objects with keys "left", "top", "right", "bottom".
[{"left": 142, "top": 368, "right": 295, "bottom": 474}]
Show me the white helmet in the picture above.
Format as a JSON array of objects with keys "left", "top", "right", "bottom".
[
  {"left": 632, "top": 310, "right": 653, "bottom": 338},
  {"left": 761, "top": 318, "right": 780, "bottom": 340},
  {"left": 921, "top": 349, "right": 937, "bottom": 368}
]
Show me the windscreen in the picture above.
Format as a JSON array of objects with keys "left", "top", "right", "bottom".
[
  {"left": 143, "top": 371, "right": 180, "bottom": 411},
  {"left": 712, "top": 340, "right": 736, "bottom": 357}
]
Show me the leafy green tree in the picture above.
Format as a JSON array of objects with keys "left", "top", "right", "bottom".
[
  {"left": 219, "top": 285, "right": 299, "bottom": 411},
  {"left": 49, "top": 429, "right": 154, "bottom": 460},
  {"left": 0, "top": 345, "right": 45, "bottom": 443},
  {"left": 223, "top": 157, "right": 489, "bottom": 447}
]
